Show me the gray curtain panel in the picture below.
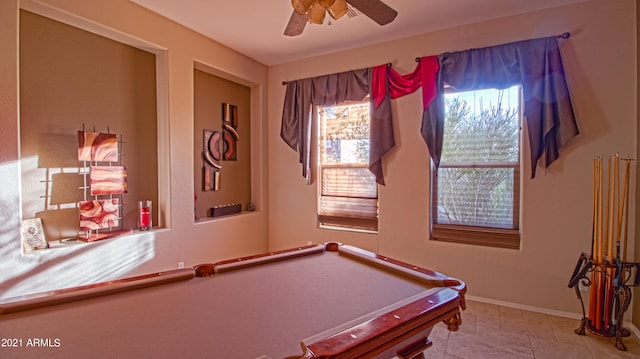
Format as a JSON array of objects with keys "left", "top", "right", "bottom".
[
  {"left": 280, "top": 68, "right": 394, "bottom": 185},
  {"left": 424, "top": 36, "right": 579, "bottom": 177}
]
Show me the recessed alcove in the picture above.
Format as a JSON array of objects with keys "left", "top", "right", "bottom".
[
  {"left": 193, "top": 68, "right": 251, "bottom": 220},
  {"left": 19, "top": 9, "right": 163, "bottom": 244}
]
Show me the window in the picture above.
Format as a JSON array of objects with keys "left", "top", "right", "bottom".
[
  {"left": 431, "top": 86, "right": 521, "bottom": 249},
  {"left": 318, "top": 100, "right": 378, "bottom": 232}
]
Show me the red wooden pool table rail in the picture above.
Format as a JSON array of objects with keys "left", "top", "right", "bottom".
[
  {"left": 0, "top": 268, "right": 195, "bottom": 315},
  {"left": 301, "top": 287, "right": 461, "bottom": 359},
  {"left": 199, "top": 243, "right": 326, "bottom": 275},
  {"left": 336, "top": 244, "right": 467, "bottom": 310}
]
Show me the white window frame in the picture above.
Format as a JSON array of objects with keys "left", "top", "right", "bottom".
[
  {"left": 431, "top": 86, "right": 522, "bottom": 249},
  {"left": 317, "top": 99, "right": 378, "bottom": 233}
]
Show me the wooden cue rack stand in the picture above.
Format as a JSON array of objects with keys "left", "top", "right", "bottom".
[
  {"left": 567, "top": 154, "right": 638, "bottom": 351},
  {"left": 568, "top": 253, "right": 640, "bottom": 350}
]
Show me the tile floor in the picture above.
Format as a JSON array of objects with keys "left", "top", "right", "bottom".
[{"left": 423, "top": 300, "right": 640, "bottom": 358}]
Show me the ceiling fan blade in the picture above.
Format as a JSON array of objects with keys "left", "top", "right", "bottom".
[
  {"left": 346, "top": 0, "right": 397, "bottom": 25},
  {"left": 284, "top": 11, "right": 307, "bottom": 36}
]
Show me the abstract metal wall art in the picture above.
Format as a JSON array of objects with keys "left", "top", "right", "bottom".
[
  {"left": 222, "top": 103, "right": 239, "bottom": 161},
  {"left": 203, "top": 129, "right": 222, "bottom": 169},
  {"left": 76, "top": 127, "right": 130, "bottom": 242},
  {"left": 203, "top": 129, "right": 221, "bottom": 191},
  {"left": 203, "top": 168, "right": 221, "bottom": 191},
  {"left": 201, "top": 103, "right": 239, "bottom": 192}
]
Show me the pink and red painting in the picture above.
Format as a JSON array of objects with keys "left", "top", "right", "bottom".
[
  {"left": 79, "top": 199, "right": 119, "bottom": 231},
  {"left": 90, "top": 166, "right": 128, "bottom": 195},
  {"left": 77, "top": 131, "right": 118, "bottom": 162}
]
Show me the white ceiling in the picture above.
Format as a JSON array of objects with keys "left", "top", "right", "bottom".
[{"left": 130, "top": 0, "right": 587, "bottom": 66}]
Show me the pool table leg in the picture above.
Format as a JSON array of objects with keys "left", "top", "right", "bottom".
[{"left": 443, "top": 312, "right": 462, "bottom": 331}]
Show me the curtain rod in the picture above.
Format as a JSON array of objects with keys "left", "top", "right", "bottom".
[
  {"left": 281, "top": 64, "right": 389, "bottom": 85},
  {"left": 282, "top": 32, "right": 571, "bottom": 84},
  {"left": 413, "top": 31, "right": 571, "bottom": 62}
]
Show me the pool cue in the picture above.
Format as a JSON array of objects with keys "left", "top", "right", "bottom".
[
  {"left": 588, "top": 157, "right": 600, "bottom": 326},
  {"left": 596, "top": 155, "right": 615, "bottom": 331},
  {"left": 611, "top": 155, "right": 626, "bottom": 264},
  {"left": 607, "top": 155, "right": 616, "bottom": 261},
  {"left": 591, "top": 157, "right": 599, "bottom": 260},
  {"left": 591, "top": 156, "right": 599, "bottom": 328},
  {"left": 604, "top": 154, "right": 619, "bottom": 330},
  {"left": 611, "top": 154, "right": 619, "bottom": 264},
  {"left": 589, "top": 156, "right": 603, "bottom": 328},
  {"left": 620, "top": 158, "right": 631, "bottom": 263},
  {"left": 613, "top": 155, "right": 626, "bottom": 327},
  {"left": 595, "top": 156, "right": 603, "bottom": 264},
  {"left": 597, "top": 156, "right": 604, "bottom": 265}
]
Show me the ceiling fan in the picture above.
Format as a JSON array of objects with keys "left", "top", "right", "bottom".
[{"left": 285, "top": 0, "right": 398, "bottom": 36}]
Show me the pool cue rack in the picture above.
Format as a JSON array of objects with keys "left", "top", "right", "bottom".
[
  {"left": 567, "top": 154, "right": 637, "bottom": 350},
  {"left": 568, "top": 253, "right": 640, "bottom": 350}
]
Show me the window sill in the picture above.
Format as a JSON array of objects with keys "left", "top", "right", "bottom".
[
  {"left": 318, "top": 223, "right": 378, "bottom": 235},
  {"left": 431, "top": 224, "right": 520, "bottom": 250},
  {"left": 318, "top": 215, "right": 377, "bottom": 233}
]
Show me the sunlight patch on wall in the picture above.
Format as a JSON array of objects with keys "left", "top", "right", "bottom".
[
  {"left": 0, "top": 158, "right": 158, "bottom": 301},
  {"left": 0, "top": 232, "right": 157, "bottom": 300}
]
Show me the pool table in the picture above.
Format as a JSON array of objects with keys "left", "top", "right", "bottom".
[{"left": 0, "top": 242, "right": 466, "bottom": 359}]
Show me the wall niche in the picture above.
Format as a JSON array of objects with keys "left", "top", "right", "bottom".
[
  {"left": 19, "top": 10, "right": 159, "bottom": 243},
  {"left": 193, "top": 69, "right": 251, "bottom": 220}
]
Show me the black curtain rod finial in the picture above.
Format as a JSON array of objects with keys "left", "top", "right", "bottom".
[{"left": 557, "top": 32, "right": 571, "bottom": 39}]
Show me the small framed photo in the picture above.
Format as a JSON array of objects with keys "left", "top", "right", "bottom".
[{"left": 21, "top": 218, "right": 48, "bottom": 252}]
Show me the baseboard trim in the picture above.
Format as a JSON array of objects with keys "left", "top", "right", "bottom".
[
  {"left": 630, "top": 323, "right": 640, "bottom": 339},
  {"left": 465, "top": 295, "right": 582, "bottom": 319},
  {"left": 466, "top": 294, "right": 640, "bottom": 337}
]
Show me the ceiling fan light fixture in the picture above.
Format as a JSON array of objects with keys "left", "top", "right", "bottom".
[
  {"left": 292, "top": 0, "right": 314, "bottom": 15},
  {"left": 318, "top": 0, "right": 336, "bottom": 8},
  {"left": 327, "top": 0, "right": 348, "bottom": 20},
  {"left": 308, "top": 3, "right": 326, "bottom": 24}
]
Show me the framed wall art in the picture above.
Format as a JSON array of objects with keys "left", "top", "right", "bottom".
[{"left": 21, "top": 218, "right": 48, "bottom": 252}]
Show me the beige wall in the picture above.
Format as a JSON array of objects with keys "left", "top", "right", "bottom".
[
  {"left": 0, "top": 0, "right": 268, "bottom": 300},
  {"left": 268, "top": 0, "right": 638, "bottom": 316},
  {"left": 194, "top": 69, "right": 251, "bottom": 219}
]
